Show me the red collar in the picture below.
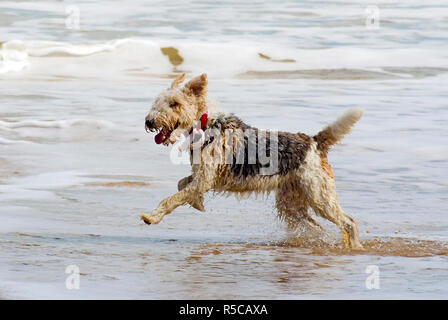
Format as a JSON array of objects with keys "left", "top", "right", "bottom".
[
  {"left": 189, "top": 113, "right": 208, "bottom": 134},
  {"left": 199, "top": 112, "right": 208, "bottom": 130}
]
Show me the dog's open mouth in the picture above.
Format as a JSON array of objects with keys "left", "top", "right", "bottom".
[
  {"left": 150, "top": 123, "right": 179, "bottom": 145},
  {"left": 154, "top": 127, "right": 171, "bottom": 144}
]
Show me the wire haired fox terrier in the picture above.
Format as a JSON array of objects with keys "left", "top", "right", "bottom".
[{"left": 142, "top": 73, "right": 364, "bottom": 249}]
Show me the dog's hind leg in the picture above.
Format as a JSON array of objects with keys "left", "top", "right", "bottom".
[
  {"left": 308, "top": 195, "right": 362, "bottom": 250},
  {"left": 299, "top": 152, "right": 363, "bottom": 249},
  {"left": 275, "top": 187, "right": 323, "bottom": 233}
]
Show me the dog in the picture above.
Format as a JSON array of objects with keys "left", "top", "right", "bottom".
[{"left": 142, "top": 73, "right": 363, "bottom": 249}]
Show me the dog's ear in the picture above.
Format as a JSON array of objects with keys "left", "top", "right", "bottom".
[
  {"left": 170, "top": 73, "right": 186, "bottom": 89},
  {"left": 184, "top": 74, "right": 207, "bottom": 96}
]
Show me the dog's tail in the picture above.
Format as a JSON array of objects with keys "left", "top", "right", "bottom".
[{"left": 313, "top": 107, "right": 363, "bottom": 155}]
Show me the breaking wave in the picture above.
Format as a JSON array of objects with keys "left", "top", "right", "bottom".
[{"left": 1, "top": 38, "right": 447, "bottom": 79}]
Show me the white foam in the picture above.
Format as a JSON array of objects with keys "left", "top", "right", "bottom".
[
  {"left": 0, "top": 119, "right": 115, "bottom": 144},
  {"left": 1, "top": 39, "right": 447, "bottom": 78},
  {"left": 0, "top": 136, "right": 32, "bottom": 145},
  {"left": 0, "top": 119, "right": 114, "bottom": 130},
  {"left": 3, "top": 39, "right": 120, "bottom": 57},
  {"left": 0, "top": 48, "right": 29, "bottom": 74}
]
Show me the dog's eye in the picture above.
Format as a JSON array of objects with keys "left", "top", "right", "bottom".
[{"left": 169, "top": 101, "right": 179, "bottom": 108}]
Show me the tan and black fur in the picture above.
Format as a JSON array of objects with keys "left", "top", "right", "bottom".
[{"left": 143, "top": 74, "right": 364, "bottom": 249}]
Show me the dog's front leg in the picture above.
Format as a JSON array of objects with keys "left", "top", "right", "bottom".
[
  {"left": 141, "top": 176, "right": 211, "bottom": 225},
  {"left": 177, "top": 175, "right": 193, "bottom": 191},
  {"left": 177, "top": 175, "right": 206, "bottom": 211}
]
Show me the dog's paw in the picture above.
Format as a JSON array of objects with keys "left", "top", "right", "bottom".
[
  {"left": 141, "top": 213, "right": 162, "bottom": 225},
  {"left": 351, "top": 242, "right": 365, "bottom": 251}
]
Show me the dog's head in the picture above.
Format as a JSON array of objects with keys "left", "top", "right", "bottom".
[{"left": 145, "top": 73, "right": 208, "bottom": 145}]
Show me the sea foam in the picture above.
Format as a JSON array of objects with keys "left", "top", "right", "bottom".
[{"left": 1, "top": 39, "right": 447, "bottom": 79}]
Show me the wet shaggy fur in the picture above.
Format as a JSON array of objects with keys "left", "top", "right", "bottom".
[
  {"left": 142, "top": 74, "right": 364, "bottom": 249},
  {"left": 205, "top": 113, "right": 313, "bottom": 178}
]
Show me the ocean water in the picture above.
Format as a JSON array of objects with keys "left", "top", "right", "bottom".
[{"left": 0, "top": 0, "right": 447, "bottom": 299}]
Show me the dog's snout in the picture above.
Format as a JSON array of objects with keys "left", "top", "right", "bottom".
[{"left": 145, "top": 119, "right": 154, "bottom": 129}]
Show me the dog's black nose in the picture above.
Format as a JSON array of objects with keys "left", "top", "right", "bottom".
[{"left": 145, "top": 119, "right": 154, "bottom": 129}]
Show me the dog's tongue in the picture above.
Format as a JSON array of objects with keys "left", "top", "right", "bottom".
[{"left": 155, "top": 129, "right": 170, "bottom": 144}]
